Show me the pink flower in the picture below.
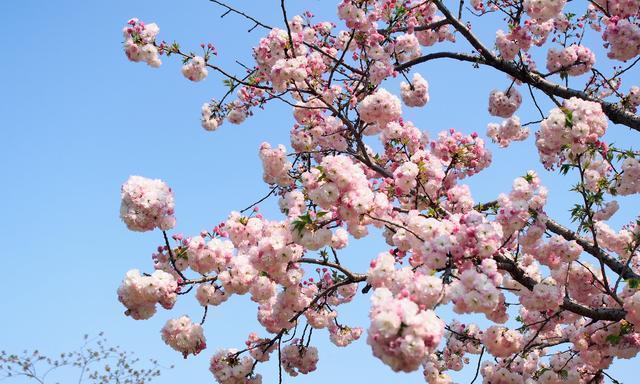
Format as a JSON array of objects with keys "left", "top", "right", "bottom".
[
  {"left": 117, "top": 269, "right": 177, "bottom": 320},
  {"left": 487, "top": 116, "right": 529, "bottom": 148},
  {"left": 546, "top": 45, "right": 595, "bottom": 76},
  {"left": 181, "top": 56, "right": 208, "bottom": 82},
  {"left": 488, "top": 88, "right": 522, "bottom": 118},
  {"left": 603, "top": 17, "right": 640, "bottom": 61},
  {"left": 523, "top": 0, "right": 567, "bottom": 21},
  {"left": 359, "top": 88, "right": 402, "bottom": 125},
  {"left": 259, "top": 142, "right": 293, "bottom": 187},
  {"left": 210, "top": 349, "right": 259, "bottom": 383},
  {"left": 367, "top": 288, "right": 445, "bottom": 372},
  {"left": 400, "top": 73, "right": 429, "bottom": 107},
  {"left": 120, "top": 176, "right": 175, "bottom": 232},
  {"left": 161, "top": 316, "right": 206, "bottom": 358},
  {"left": 535, "top": 97, "right": 607, "bottom": 169},
  {"left": 481, "top": 326, "right": 523, "bottom": 358},
  {"left": 281, "top": 343, "right": 319, "bottom": 376},
  {"left": 122, "top": 19, "right": 161, "bottom": 67}
]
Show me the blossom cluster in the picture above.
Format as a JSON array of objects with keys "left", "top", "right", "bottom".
[
  {"left": 603, "top": 17, "right": 640, "bottom": 62},
  {"left": 488, "top": 88, "right": 522, "bottom": 118},
  {"left": 367, "top": 287, "right": 445, "bottom": 372},
  {"left": 486, "top": 116, "right": 529, "bottom": 148},
  {"left": 281, "top": 344, "right": 319, "bottom": 376},
  {"left": 201, "top": 102, "right": 224, "bottom": 131},
  {"left": 617, "top": 157, "right": 640, "bottom": 195},
  {"left": 388, "top": 210, "right": 503, "bottom": 271},
  {"left": 122, "top": 18, "right": 161, "bottom": 67},
  {"left": 448, "top": 262, "right": 506, "bottom": 322},
  {"left": 400, "top": 73, "right": 429, "bottom": 108},
  {"left": 301, "top": 154, "right": 381, "bottom": 239},
  {"left": 519, "top": 221, "right": 583, "bottom": 273},
  {"left": 593, "top": 200, "right": 620, "bottom": 221},
  {"left": 628, "top": 86, "right": 640, "bottom": 112},
  {"left": 496, "top": 27, "right": 532, "bottom": 61},
  {"left": 595, "top": 220, "right": 637, "bottom": 258},
  {"left": 185, "top": 235, "right": 234, "bottom": 275},
  {"left": 423, "top": 353, "right": 453, "bottom": 384},
  {"left": 523, "top": 0, "right": 567, "bottom": 21},
  {"left": 367, "top": 251, "right": 444, "bottom": 308},
  {"left": 328, "top": 324, "right": 363, "bottom": 347},
  {"left": 161, "top": 316, "right": 207, "bottom": 358},
  {"left": 546, "top": 45, "right": 595, "bottom": 76},
  {"left": 259, "top": 142, "right": 293, "bottom": 187},
  {"left": 535, "top": 97, "right": 607, "bottom": 168},
  {"left": 209, "top": 349, "right": 261, "bottom": 384},
  {"left": 120, "top": 175, "right": 176, "bottom": 232},
  {"left": 117, "top": 269, "right": 178, "bottom": 320},
  {"left": 596, "top": 0, "right": 640, "bottom": 18},
  {"left": 270, "top": 56, "right": 313, "bottom": 92},
  {"left": 481, "top": 326, "right": 523, "bottom": 357},
  {"left": 496, "top": 172, "right": 547, "bottom": 236},
  {"left": 359, "top": 88, "right": 403, "bottom": 127},
  {"left": 494, "top": 18, "right": 554, "bottom": 61},
  {"left": 442, "top": 321, "right": 483, "bottom": 371},
  {"left": 394, "top": 33, "right": 422, "bottom": 63},
  {"left": 430, "top": 130, "right": 492, "bottom": 178},
  {"left": 182, "top": 56, "right": 208, "bottom": 82},
  {"left": 291, "top": 112, "right": 349, "bottom": 153}
]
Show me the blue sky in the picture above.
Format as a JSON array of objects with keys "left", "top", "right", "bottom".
[{"left": 1, "top": 1, "right": 638, "bottom": 383}]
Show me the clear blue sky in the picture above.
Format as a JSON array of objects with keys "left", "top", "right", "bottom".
[{"left": 1, "top": 1, "right": 638, "bottom": 383}]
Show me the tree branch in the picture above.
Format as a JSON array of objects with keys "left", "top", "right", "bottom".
[
  {"left": 397, "top": 0, "right": 640, "bottom": 132},
  {"left": 495, "top": 254, "right": 626, "bottom": 322},
  {"left": 545, "top": 217, "right": 640, "bottom": 280}
]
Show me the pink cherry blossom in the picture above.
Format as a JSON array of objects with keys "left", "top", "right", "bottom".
[{"left": 161, "top": 316, "right": 206, "bottom": 358}]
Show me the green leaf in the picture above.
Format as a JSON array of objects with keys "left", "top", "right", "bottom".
[
  {"left": 536, "top": 367, "right": 550, "bottom": 378},
  {"left": 627, "top": 278, "right": 640, "bottom": 289},
  {"left": 606, "top": 334, "right": 621, "bottom": 345},
  {"left": 559, "top": 164, "right": 573, "bottom": 175},
  {"left": 562, "top": 108, "right": 574, "bottom": 128},
  {"left": 524, "top": 173, "right": 534, "bottom": 182}
]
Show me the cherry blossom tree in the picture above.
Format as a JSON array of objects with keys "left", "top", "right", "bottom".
[
  {"left": 0, "top": 333, "right": 167, "bottom": 384},
  {"left": 117, "top": 0, "right": 640, "bottom": 382}
]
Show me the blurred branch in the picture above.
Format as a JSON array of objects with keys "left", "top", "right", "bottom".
[{"left": 0, "top": 333, "right": 169, "bottom": 384}]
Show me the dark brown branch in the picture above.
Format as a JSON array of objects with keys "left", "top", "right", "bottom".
[
  {"left": 240, "top": 186, "right": 279, "bottom": 213},
  {"left": 433, "top": 0, "right": 494, "bottom": 60},
  {"left": 398, "top": 50, "right": 640, "bottom": 131},
  {"left": 475, "top": 200, "right": 640, "bottom": 281},
  {"left": 280, "top": 0, "right": 295, "bottom": 58},
  {"left": 162, "top": 230, "right": 187, "bottom": 281},
  {"left": 296, "top": 258, "right": 367, "bottom": 282},
  {"left": 209, "top": 0, "right": 273, "bottom": 30},
  {"left": 181, "top": 275, "right": 217, "bottom": 285},
  {"left": 399, "top": 0, "right": 640, "bottom": 132},
  {"left": 378, "top": 19, "right": 450, "bottom": 34},
  {"left": 545, "top": 218, "right": 640, "bottom": 280},
  {"left": 496, "top": 254, "right": 626, "bottom": 322},
  {"left": 470, "top": 346, "right": 484, "bottom": 384}
]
